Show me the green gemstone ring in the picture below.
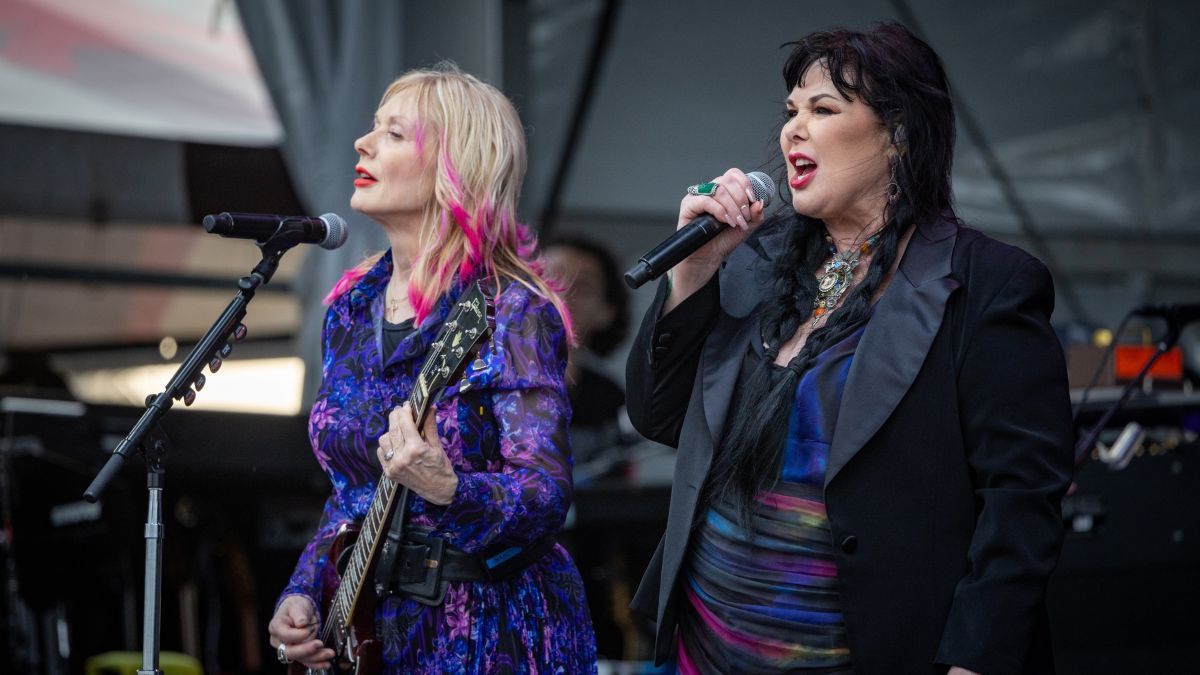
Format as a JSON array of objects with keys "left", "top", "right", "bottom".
[{"left": 687, "top": 181, "right": 719, "bottom": 197}]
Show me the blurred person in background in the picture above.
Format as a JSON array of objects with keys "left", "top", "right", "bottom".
[{"left": 544, "top": 236, "right": 631, "bottom": 471}]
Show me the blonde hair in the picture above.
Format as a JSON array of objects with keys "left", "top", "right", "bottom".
[{"left": 328, "top": 64, "right": 572, "bottom": 340}]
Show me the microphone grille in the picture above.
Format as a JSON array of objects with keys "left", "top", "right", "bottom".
[
  {"left": 746, "top": 171, "right": 776, "bottom": 208},
  {"left": 318, "top": 213, "right": 348, "bottom": 250}
]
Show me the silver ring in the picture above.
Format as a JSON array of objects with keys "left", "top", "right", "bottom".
[
  {"left": 384, "top": 449, "right": 395, "bottom": 461},
  {"left": 277, "top": 643, "right": 291, "bottom": 665}
]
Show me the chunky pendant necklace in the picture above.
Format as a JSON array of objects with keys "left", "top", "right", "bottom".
[{"left": 811, "top": 231, "right": 881, "bottom": 327}]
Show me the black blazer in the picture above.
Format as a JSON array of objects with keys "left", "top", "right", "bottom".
[{"left": 626, "top": 218, "right": 1074, "bottom": 675}]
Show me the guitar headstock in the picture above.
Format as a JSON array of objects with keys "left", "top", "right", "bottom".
[{"left": 411, "top": 283, "right": 495, "bottom": 420}]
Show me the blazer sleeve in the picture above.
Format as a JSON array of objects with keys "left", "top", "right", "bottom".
[
  {"left": 936, "top": 258, "right": 1074, "bottom": 674},
  {"left": 624, "top": 274, "right": 721, "bottom": 447}
]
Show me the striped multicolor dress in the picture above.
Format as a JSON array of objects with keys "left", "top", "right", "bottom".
[{"left": 678, "top": 324, "right": 867, "bottom": 673}]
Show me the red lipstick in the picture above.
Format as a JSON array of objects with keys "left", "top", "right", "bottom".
[
  {"left": 787, "top": 152, "right": 817, "bottom": 189},
  {"left": 354, "top": 166, "right": 377, "bottom": 188}
]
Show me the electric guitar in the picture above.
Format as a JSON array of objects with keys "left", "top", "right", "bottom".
[{"left": 294, "top": 283, "right": 494, "bottom": 674}]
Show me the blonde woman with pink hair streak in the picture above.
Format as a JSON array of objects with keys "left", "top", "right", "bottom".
[{"left": 267, "top": 64, "right": 597, "bottom": 674}]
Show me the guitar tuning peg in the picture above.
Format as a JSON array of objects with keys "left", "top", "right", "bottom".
[
  {"left": 209, "top": 356, "right": 222, "bottom": 373},
  {"left": 183, "top": 389, "right": 196, "bottom": 406},
  {"left": 472, "top": 358, "right": 486, "bottom": 371},
  {"left": 194, "top": 374, "right": 206, "bottom": 391},
  {"left": 220, "top": 343, "right": 233, "bottom": 358},
  {"left": 232, "top": 323, "right": 248, "bottom": 341}
]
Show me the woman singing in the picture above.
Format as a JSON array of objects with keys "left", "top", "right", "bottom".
[
  {"left": 267, "top": 65, "right": 597, "bottom": 673},
  {"left": 626, "top": 24, "right": 1073, "bottom": 675}
]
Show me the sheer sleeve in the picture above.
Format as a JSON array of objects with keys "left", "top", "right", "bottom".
[{"left": 433, "top": 285, "right": 573, "bottom": 553}]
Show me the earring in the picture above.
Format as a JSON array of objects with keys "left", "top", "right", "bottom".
[{"left": 885, "top": 159, "right": 901, "bottom": 206}]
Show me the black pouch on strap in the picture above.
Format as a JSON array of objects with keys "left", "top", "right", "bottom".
[{"left": 392, "top": 537, "right": 448, "bottom": 606}]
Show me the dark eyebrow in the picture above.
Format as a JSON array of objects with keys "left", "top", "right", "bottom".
[{"left": 786, "top": 92, "right": 841, "bottom": 107}]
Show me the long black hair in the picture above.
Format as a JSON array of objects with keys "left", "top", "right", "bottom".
[{"left": 701, "top": 22, "right": 959, "bottom": 527}]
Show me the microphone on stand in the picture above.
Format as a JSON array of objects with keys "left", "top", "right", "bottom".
[
  {"left": 624, "top": 171, "right": 776, "bottom": 289},
  {"left": 202, "top": 212, "right": 348, "bottom": 250}
]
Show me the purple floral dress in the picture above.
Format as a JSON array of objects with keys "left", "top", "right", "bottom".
[{"left": 280, "top": 251, "right": 597, "bottom": 673}]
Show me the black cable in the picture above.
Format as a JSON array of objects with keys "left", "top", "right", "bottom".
[
  {"left": 537, "top": 0, "right": 622, "bottom": 238},
  {"left": 1071, "top": 311, "right": 1133, "bottom": 426}
]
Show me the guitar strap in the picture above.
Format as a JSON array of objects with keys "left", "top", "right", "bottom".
[{"left": 373, "top": 487, "right": 408, "bottom": 597}]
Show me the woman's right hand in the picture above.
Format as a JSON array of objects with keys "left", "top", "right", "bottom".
[
  {"left": 667, "top": 168, "right": 767, "bottom": 310},
  {"left": 268, "top": 595, "right": 335, "bottom": 670}
]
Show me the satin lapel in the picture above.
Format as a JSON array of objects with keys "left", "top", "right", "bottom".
[{"left": 826, "top": 220, "right": 961, "bottom": 487}]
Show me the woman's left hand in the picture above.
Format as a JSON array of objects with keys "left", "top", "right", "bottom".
[
  {"left": 947, "top": 667, "right": 981, "bottom": 675},
  {"left": 377, "top": 403, "right": 458, "bottom": 505}
]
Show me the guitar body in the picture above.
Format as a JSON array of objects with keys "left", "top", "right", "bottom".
[{"left": 288, "top": 524, "right": 381, "bottom": 675}]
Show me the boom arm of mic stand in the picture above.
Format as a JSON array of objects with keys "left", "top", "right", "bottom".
[{"left": 83, "top": 234, "right": 297, "bottom": 501}]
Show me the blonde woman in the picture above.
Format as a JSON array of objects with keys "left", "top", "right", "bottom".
[{"left": 267, "top": 65, "right": 597, "bottom": 673}]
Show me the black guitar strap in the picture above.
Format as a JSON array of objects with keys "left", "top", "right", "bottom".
[{"left": 373, "top": 487, "right": 408, "bottom": 597}]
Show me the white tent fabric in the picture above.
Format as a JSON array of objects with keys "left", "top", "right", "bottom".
[{"left": 0, "top": 0, "right": 280, "bottom": 145}]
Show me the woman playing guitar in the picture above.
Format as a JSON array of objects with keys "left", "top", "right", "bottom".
[{"left": 267, "top": 64, "right": 597, "bottom": 673}]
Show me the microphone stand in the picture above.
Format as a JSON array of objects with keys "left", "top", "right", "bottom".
[
  {"left": 82, "top": 232, "right": 304, "bottom": 675},
  {"left": 1073, "top": 317, "right": 1184, "bottom": 467}
]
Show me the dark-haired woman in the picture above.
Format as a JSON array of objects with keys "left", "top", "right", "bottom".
[{"left": 626, "top": 23, "right": 1072, "bottom": 675}]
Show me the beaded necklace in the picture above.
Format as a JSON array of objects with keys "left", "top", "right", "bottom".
[{"left": 811, "top": 231, "right": 881, "bottom": 327}]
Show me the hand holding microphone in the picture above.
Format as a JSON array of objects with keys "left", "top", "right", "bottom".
[{"left": 624, "top": 169, "right": 775, "bottom": 296}]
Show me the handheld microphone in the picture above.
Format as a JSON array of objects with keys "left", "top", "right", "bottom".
[
  {"left": 624, "top": 171, "right": 775, "bottom": 289},
  {"left": 202, "top": 212, "right": 348, "bottom": 250}
]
